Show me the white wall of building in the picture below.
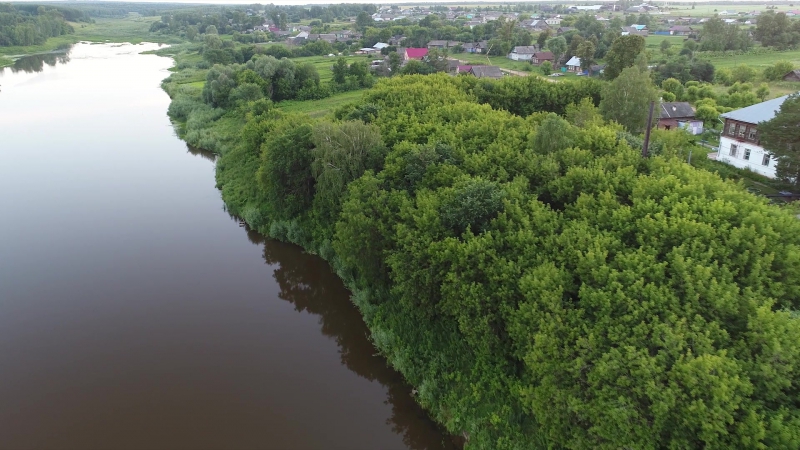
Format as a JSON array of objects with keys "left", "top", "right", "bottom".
[
  {"left": 717, "top": 136, "right": 778, "bottom": 178},
  {"left": 508, "top": 52, "right": 533, "bottom": 61}
]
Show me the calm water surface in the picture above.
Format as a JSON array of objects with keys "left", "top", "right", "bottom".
[{"left": 0, "top": 43, "right": 456, "bottom": 450}]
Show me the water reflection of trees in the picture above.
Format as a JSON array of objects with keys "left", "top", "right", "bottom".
[
  {"left": 186, "top": 145, "right": 216, "bottom": 162},
  {"left": 10, "top": 50, "right": 71, "bottom": 73},
  {"left": 259, "top": 235, "right": 461, "bottom": 450}
]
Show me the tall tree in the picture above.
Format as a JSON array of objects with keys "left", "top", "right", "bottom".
[
  {"left": 754, "top": 11, "right": 800, "bottom": 50},
  {"left": 759, "top": 94, "right": 800, "bottom": 185},
  {"left": 599, "top": 65, "right": 659, "bottom": 133},
  {"left": 546, "top": 35, "right": 567, "bottom": 67},
  {"left": 604, "top": 34, "right": 645, "bottom": 80},
  {"left": 355, "top": 11, "right": 373, "bottom": 31},
  {"left": 537, "top": 29, "right": 551, "bottom": 49},
  {"left": 577, "top": 40, "right": 596, "bottom": 72}
]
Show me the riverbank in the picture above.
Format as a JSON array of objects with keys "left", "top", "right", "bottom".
[{"left": 0, "top": 15, "right": 181, "bottom": 68}]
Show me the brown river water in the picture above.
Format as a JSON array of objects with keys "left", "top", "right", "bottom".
[{"left": 0, "top": 42, "right": 457, "bottom": 450}]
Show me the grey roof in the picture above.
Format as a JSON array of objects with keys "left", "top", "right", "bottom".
[
  {"left": 720, "top": 94, "right": 797, "bottom": 124},
  {"left": 660, "top": 102, "right": 695, "bottom": 119},
  {"left": 512, "top": 46, "right": 538, "bottom": 54},
  {"left": 470, "top": 65, "right": 504, "bottom": 78}
]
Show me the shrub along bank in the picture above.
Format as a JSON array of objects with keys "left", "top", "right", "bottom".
[{"left": 165, "top": 70, "right": 800, "bottom": 449}]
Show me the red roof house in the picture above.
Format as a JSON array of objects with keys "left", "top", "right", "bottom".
[{"left": 404, "top": 48, "right": 428, "bottom": 61}]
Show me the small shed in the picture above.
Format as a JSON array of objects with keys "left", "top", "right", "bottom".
[{"left": 783, "top": 69, "right": 800, "bottom": 82}]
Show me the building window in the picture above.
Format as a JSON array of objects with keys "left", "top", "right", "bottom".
[
  {"left": 748, "top": 128, "right": 757, "bottom": 141},
  {"left": 763, "top": 154, "right": 771, "bottom": 166},
  {"left": 728, "top": 122, "right": 736, "bottom": 136},
  {"left": 738, "top": 126, "right": 746, "bottom": 138},
  {"left": 744, "top": 148, "right": 751, "bottom": 160},
  {"left": 729, "top": 144, "right": 738, "bottom": 157}
]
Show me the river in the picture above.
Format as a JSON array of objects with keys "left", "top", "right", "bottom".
[{"left": 0, "top": 43, "right": 456, "bottom": 450}]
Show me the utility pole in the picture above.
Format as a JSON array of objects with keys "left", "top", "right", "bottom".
[{"left": 642, "top": 100, "right": 655, "bottom": 158}]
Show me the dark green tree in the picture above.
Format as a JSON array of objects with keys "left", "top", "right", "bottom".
[
  {"left": 604, "top": 34, "right": 645, "bottom": 80},
  {"left": 759, "top": 94, "right": 800, "bottom": 185}
]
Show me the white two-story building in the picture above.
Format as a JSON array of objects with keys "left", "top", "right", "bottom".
[{"left": 717, "top": 94, "right": 795, "bottom": 179}]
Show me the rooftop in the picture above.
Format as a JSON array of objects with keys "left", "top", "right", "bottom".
[
  {"left": 660, "top": 102, "right": 695, "bottom": 119},
  {"left": 720, "top": 94, "right": 797, "bottom": 124}
]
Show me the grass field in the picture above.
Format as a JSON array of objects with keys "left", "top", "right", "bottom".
[
  {"left": 0, "top": 15, "right": 180, "bottom": 65},
  {"left": 277, "top": 89, "right": 364, "bottom": 118},
  {"left": 664, "top": 3, "right": 796, "bottom": 16},
  {"left": 292, "top": 54, "right": 372, "bottom": 82},
  {"left": 704, "top": 48, "right": 800, "bottom": 69},
  {"left": 645, "top": 35, "right": 686, "bottom": 51},
  {"left": 452, "top": 52, "right": 534, "bottom": 71}
]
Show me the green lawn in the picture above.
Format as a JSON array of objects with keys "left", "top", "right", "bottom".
[
  {"left": 451, "top": 53, "right": 534, "bottom": 71},
  {"left": 291, "top": 54, "right": 372, "bottom": 82},
  {"left": 645, "top": 35, "right": 685, "bottom": 51},
  {"left": 703, "top": 48, "right": 800, "bottom": 70},
  {"left": 277, "top": 89, "right": 364, "bottom": 118}
]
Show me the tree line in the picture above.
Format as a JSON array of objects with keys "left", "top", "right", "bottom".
[{"left": 0, "top": 3, "right": 79, "bottom": 47}]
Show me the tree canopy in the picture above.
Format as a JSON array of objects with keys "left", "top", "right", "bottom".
[
  {"left": 191, "top": 72, "right": 800, "bottom": 449},
  {"left": 759, "top": 94, "right": 800, "bottom": 186}
]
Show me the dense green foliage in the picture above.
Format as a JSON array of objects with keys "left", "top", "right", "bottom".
[
  {"left": 603, "top": 34, "right": 645, "bottom": 80},
  {"left": 754, "top": 11, "right": 800, "bottom": 50},
  {"left": 0, "top": 3, "right": 79, "bottom": 46},
  {"left": 202, "top": 56, "right": 325, "bottom": 107},
  {"left": 168, "top": 70, "right": 800, "bottom": 448},
  {"left": 760, "top": 94, "right": 800, "bottom": 186},
  {"left": 699, "top": 16, "right": 752, "bottom": 52}
]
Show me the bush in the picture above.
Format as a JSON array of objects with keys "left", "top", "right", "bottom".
[
  {"left": 714, "top": 67, "right": 733, "bottom": 86},
  {"left": 764, "top": 60, "right": 796, "bottom": 81},
  {"left": 731, "top": 64, "right": 757, "bottom": 83}
]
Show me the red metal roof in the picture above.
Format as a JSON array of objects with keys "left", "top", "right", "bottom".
[{"left": 405, "top": 48, "right": 428, "bottom": 59}]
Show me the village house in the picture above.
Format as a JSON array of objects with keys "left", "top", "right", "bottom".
[
  {"left": 529, "top": 20, "right": 550, "bottom": 31},
  {"left": 508, "top": 46, "right": 539, "bottom": 61},
  {"left": 622, "top": 25, "right": 649, "bottom": 37},
  {"left": 403, "top": 48, "right": 428, "bottom": 61},
  {"left": 658, "top": 102, "right": 703, "bottom": 134},
  {"left": 565, "top": 56, "right": 582, "bottom": 73},
  {"left": 783, "top": 69, "right": 800, "bottom": 82},
  {"left": 469, "top": 66, "right": 504, "bottom": 79},
  {"left": 545, "top": 17, "right": 562, "bottom": 26},
  {"left": 446, "top": 59, "right": 460, "bottom": 73},
  {"left": 456, "top": 65, "right": 473, "bottom": 74},
  {"left": 668, "top": 25, "right": 693, "bottom": 36},
  {"left": 557, "top": 27, "right": 574, "bottom": 35},
  {"left": 716, "top": 94, "right": 795, "bottom": 179},
  {"left": 427, "top": 40, "right": 462, "bottom": 50},
  {"left": 462, "top": 41, "right": 489, "bottom": 54},
  {"left": 531, "top": 51, "right": 554, "bottom": 65}
]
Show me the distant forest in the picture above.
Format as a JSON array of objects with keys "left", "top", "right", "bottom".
[{"left": 0, "top": 3, "right": 88, "bottom": 46}]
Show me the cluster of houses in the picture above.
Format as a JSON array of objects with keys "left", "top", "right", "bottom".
[{"left": 648, "top": 93, "right": 800, "bottom": 181}]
